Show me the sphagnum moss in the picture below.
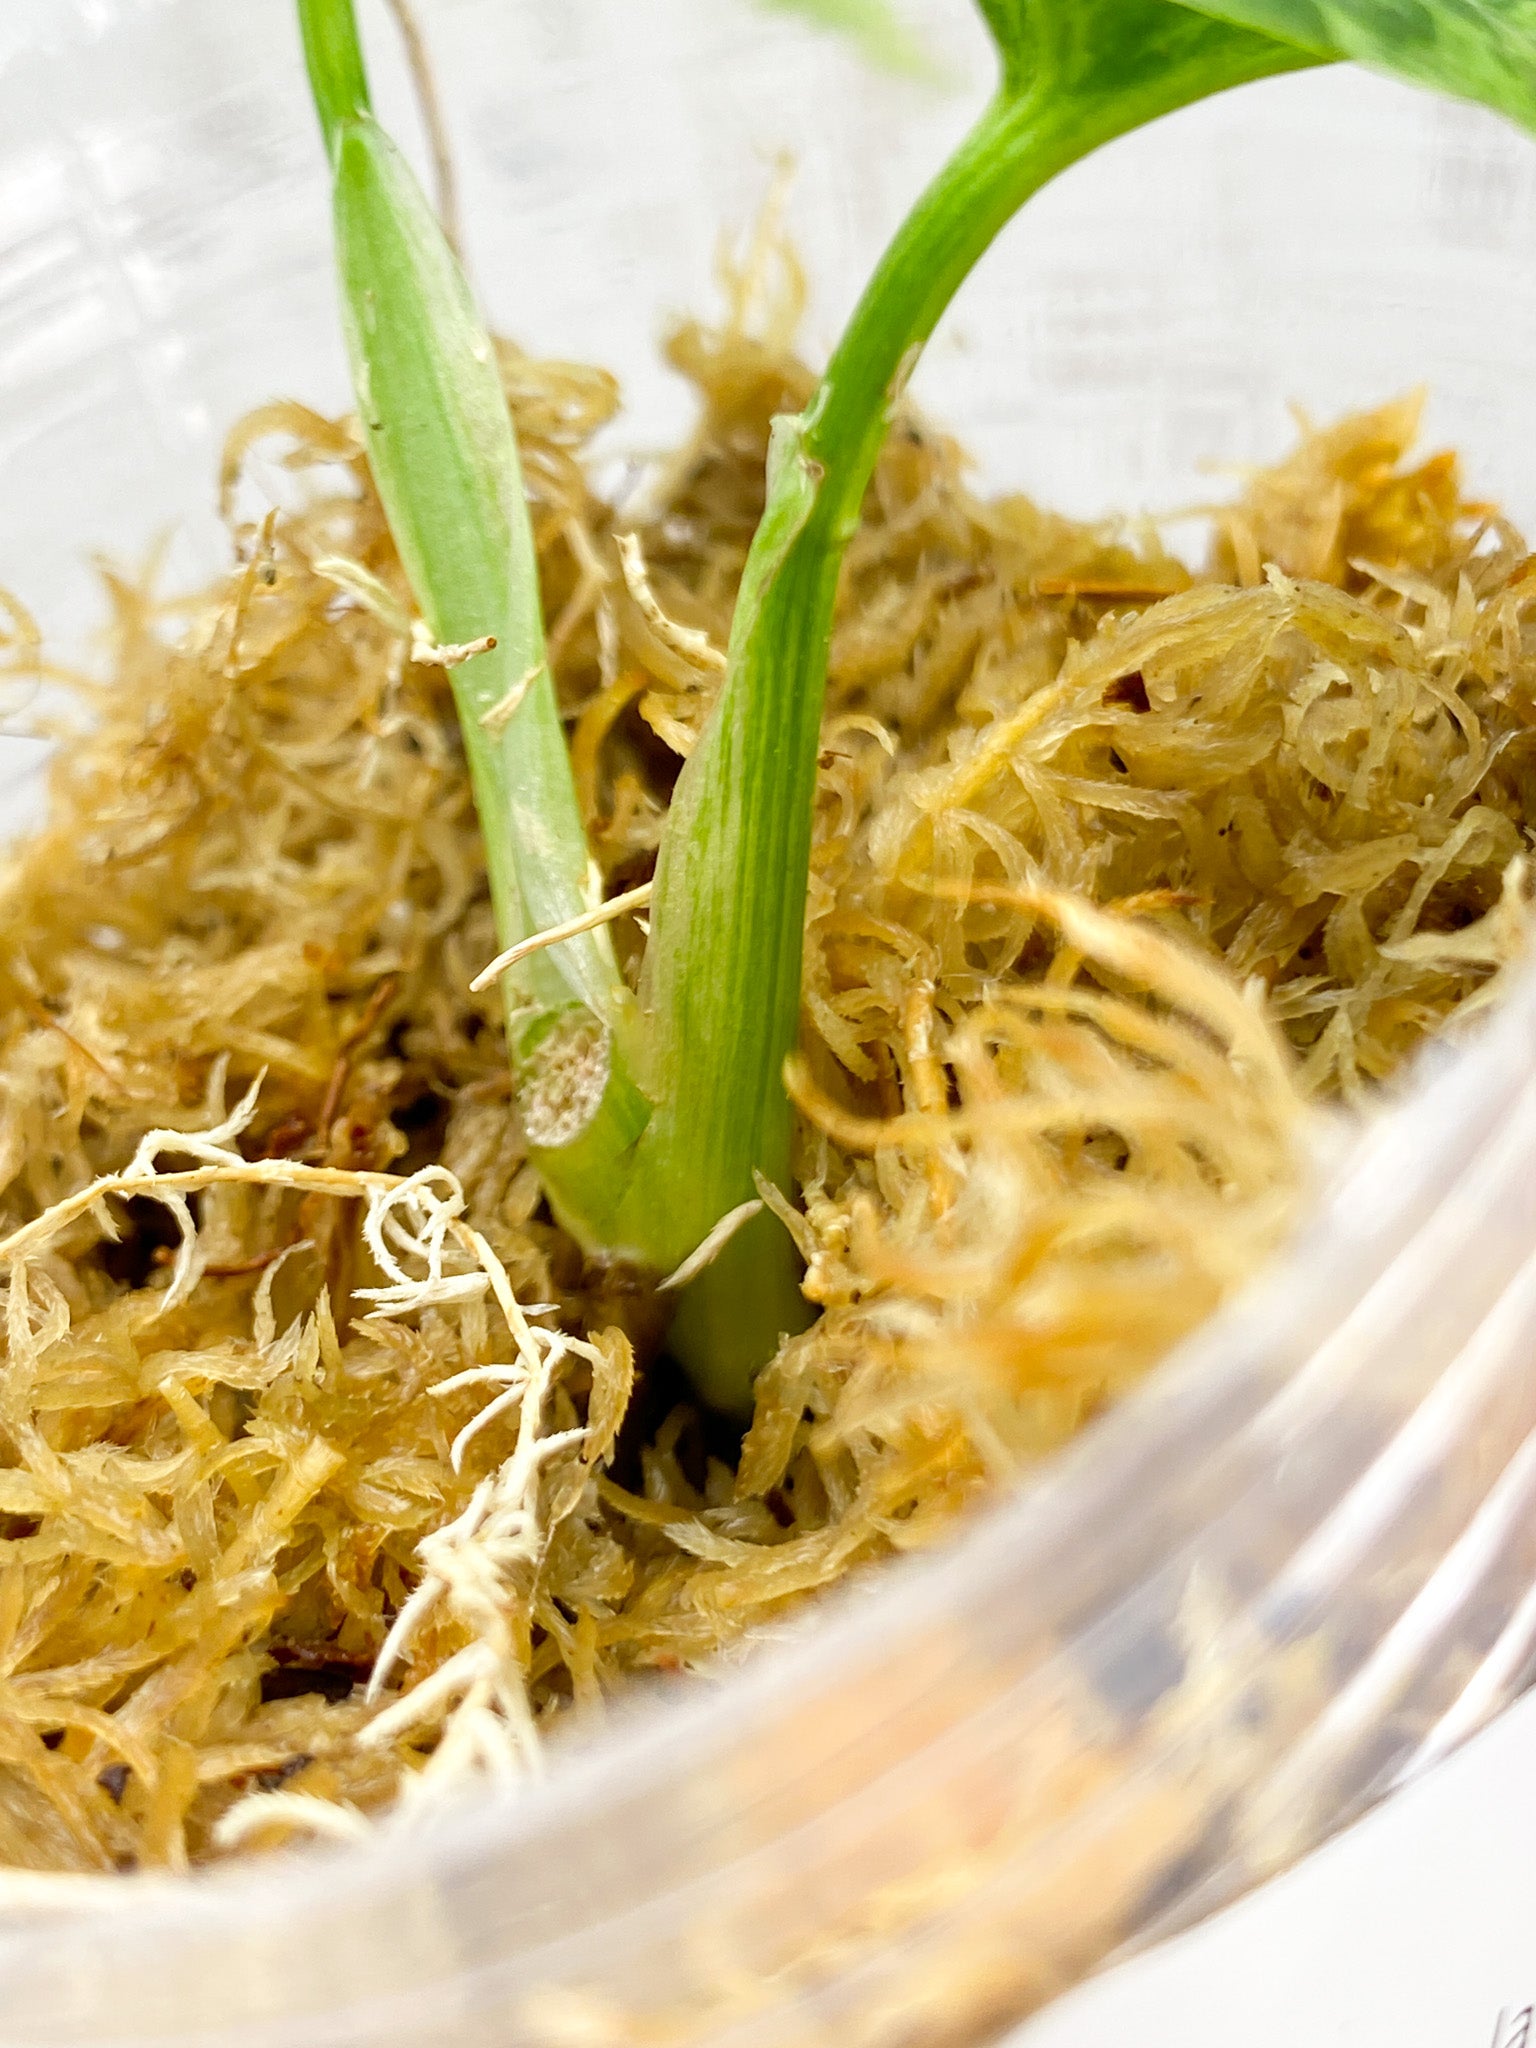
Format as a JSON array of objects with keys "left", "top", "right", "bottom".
[
  {"left": 4, "top": 0, "right": 1536, "bottom": 1888},
  {"left": 0, "top": 266, "right": 1531, "bottom": 1864}
]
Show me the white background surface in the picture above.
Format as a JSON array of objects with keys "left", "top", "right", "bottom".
[{"left": 1019, "top": 1683, "right": 1536, "bottom": 2047}]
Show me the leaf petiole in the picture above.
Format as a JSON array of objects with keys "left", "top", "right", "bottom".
[{"left": 632, "top": 0, "right": 1319, "bottom": 1406}]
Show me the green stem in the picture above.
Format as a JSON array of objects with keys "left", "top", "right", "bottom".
[
  {"left": 296, "top": 0, "right": 370, "bottom": 157},
  {"left": 638, "top": 1, "right": 1315, "bottom": 1409},
  {"left": 297, "top": 0, "right": 651, "bottom": 1247}
]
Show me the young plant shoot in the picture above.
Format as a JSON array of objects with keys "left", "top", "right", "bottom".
[
  {"left": 297, "top": 0, "right": 808, "bottom": 1414},
  {"left": 297, "top": 0, "right": 1536, "bottom": 1417},
  {"left": 627, "top": 0, "right": 1319, "bottom": 1394},
  {"left": 296, "top": 0, "right": 1319, "bottom": 1414}
]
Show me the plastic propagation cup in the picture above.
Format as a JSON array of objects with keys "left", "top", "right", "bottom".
[{"left": 2, "top": 4, "right": 1536, "bottom": 2043}]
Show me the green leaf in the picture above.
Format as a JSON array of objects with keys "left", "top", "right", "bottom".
[
  {"left": 757, "top": 0, "right": 936, "bottom": 77},
  {"left": 634, "top": 410, "right": 820, "bottom": 1181},
  {"left": 1171, "top": 0, "right": 1536, "bottom": 133},
  {"left": 295, "top": 0, "right": 1324, "bottom": 1417},
  {"left": 612, "top": 417, "right": 824, "bottom": 1413}
]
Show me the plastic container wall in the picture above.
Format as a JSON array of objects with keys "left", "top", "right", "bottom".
[{"left": 2, "top": 5, "right": 1536, "bottom": 2044}]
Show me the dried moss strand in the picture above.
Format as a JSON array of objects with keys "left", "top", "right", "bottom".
[{"left": 0, "top": 280, "right": 1528, "bottom": 1869}]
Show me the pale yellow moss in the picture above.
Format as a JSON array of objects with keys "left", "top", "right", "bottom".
[{"left": 0, "top": 254, "right": 1532, "bottom": 1875}]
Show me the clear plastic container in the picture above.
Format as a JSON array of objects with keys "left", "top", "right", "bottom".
[{"left": 3, "top": 4, "right": 1536, "bottom": 2043}]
